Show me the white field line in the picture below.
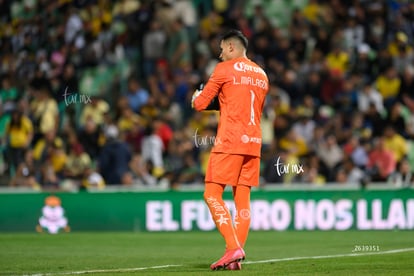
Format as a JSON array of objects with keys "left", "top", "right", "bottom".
[
  {"left": 21, "top": 265, "right": 183, "bottom": 276},
  {"left": 21, "top": 247, "right": 414, "bottom": 276},
  {"left": 244, "top": 247, "right": 414, "bottom": 264}
]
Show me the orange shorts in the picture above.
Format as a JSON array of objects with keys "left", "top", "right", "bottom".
[{"left": 205, "top": 152, "right": 260, "bottom": 186}]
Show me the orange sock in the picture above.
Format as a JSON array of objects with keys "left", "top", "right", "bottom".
[
  {"left": 204, "top": 182, "right": 240, "bottom": 250},
  {"left": 232, "top": 185, "right": 251, "bottom": 248}
]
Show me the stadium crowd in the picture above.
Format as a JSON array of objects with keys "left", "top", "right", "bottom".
[{"left": 1, "top": 0, "right": 414, "bottom": 190}]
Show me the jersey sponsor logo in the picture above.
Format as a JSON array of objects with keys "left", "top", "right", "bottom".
[
  {"left": 241, "top": 134, "right": 261, "bottom": 144},
  {"left": 233, "top": 61, "right": 266, "bottom": 76}
]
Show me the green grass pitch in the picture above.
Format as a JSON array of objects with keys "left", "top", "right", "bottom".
[{"left": 1, "top": 231, "right": 413, "bottom": 275}]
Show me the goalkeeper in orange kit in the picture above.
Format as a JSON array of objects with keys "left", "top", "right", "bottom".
[{"left": 192, "top": 29, "right": 269, "bottom": 270}]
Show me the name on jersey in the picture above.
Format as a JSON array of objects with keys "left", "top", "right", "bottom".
[{"left": 233, "top": 76, "right": 267, "bottom": 89}]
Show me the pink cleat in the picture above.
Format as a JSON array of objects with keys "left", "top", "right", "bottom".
[
  {"left": 226, "top": 262, "right": 242, "bottom": 270},
  {"left": 210, "top": 248, "right": 245, "bottom": 270}
]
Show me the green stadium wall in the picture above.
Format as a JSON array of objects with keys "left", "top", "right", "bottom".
[{"left": 0, "top": 188, "right": 413, "bottom": 232}]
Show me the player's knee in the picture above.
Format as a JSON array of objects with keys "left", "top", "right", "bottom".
[{"left": 203, "top": 182, "right": 223, "bottom": 202}]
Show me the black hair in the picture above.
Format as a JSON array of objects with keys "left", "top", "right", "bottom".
[{"left": 221, "top": 29, "right": 248, "bottom": 49}]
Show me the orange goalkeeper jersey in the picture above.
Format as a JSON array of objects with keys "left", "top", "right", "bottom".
[{"left": 194, "top": 57, "right": 269, "bottom": 157}]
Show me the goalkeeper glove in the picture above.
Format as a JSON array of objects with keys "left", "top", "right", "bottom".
[{"left": 191, "top": 84, "right": 204, "bottom": 108}]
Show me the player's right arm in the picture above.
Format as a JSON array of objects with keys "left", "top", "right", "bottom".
[{"left": 193, "top": 63, "right": 227, "bottom": 111}]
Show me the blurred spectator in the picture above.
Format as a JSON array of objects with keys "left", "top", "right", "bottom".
[
  {"left": 316, "top": 133, "right": 343, "bottom": 181},
  {"left": 324, "top": 44, "right": 350, "bottom": 76},
  {"left": 78, "top": 116, "right": 104, "bottom": 160},
  {"left": 124, "top": 122, "right": 144, "bottom": 154},
  {"left": 352, "top": 43, "right": 376, "bottom": 82},
  {"left": 63, "top": 132, "right": 91, "bottom": 183},
  {"left": 355, "top": 139, "right": 371, "bottom": 169},
  {"left": 348, "top": 112, "right": 372, "bottom": 141},
  {"left": 117, "top": 106, "right": 145, "bottom": 135},
  {"left": 142, "top": 20, "right": 167, "bottom": 77},
  {"left": 294, "top": 153, "right": 325, "bottom": 185},
  {"left": 0, "top": 75, "right": 18, "bottom": 113},
  {"left": 154, "top": 0, "right": 177, "bottom": 31},
  {"left": 343, "top": 16, "right": 364, "bottom": 53},
  {"left": 279, "top": 69, "right": 302, "bottom": 107},
  {"left": 125, "top": 77, "right": 149, "bottom": 113},
  {"left": 79, "top": 96, "right": 110, "bottom": 127},
  {"left": 308, "top": 125, "right": 325, "bottom": 153},
  {"left": 81, "top": 168, "right": 105, "bottom": 190},
  {"left": 9, "top": 150, "right": 39, "bottom": 189},
  {"left": 335, "top": 78, "right": 358, "bottom": 113},
  {"left": 261, "top": 102, "right": 276, "bottom": 153},
  {"left": 335, "top": 158, "right": 365, "bottom": 186},
  {"left": 289, "top": 27, "right": 307, "bottom": 64},
  {"left": 158, "top": 93, "right": 183, "bottom": 129},
  {"left": 342, "top": 136, "right": 369, "bottom": 169},
  {"left": 98, "top": 125, "right": 132, "bottom": 185},
  {"left": 166, "top": 18, "right": 192, "bottom": 70},
  {"left": 167, "top": 151, "right": 202, "bottom": 189},
  {"left": 367, "top": 16, "right": 385, "bottom": 50},
  {"left": 376, "top": 48, "right": 393, "bottom": 75},
  {"left": 36, "top": 136, "right": 67, "bottom": 189},
  {"left": 302, "top": 0, "right": 323, "bottom": 28},
  {"left": 29, "top": 78, "right": 59, "bottom": 143},
  {"left": 392, "top": 40, "right": 414, "bottom": 74},
  {"left": 366, "top": 137, "right": 397, "bottom": 182},
  {"left": 387, "top": 158, "right": 413, "bottom": 188},
  {"left": 387, "top": 32, "right": 412, "bottom": 58},
  {"left": 173, "top": 0, "right": 197, "bottom": 42},
  {"left": 129, "top": 153, "right": 157, "bottom": 186},
  {"left": 302, "top": 71, "right": 323, "bottom": 103},
  {"left": 383, "top": 125, "right": 408, "bottom": 163},
  {"left": 278, "top": 127, "right": 308, "bottom": 159},
  {"left": 364, "top": 102, "right": 387, "bottom": 138},
  {"left": 175, "top": 151, "right": 202, "bottom": 184},
  {"left": 140, "top": 96, "right": 160, "bottom": 121},
  {"left": 32, "top": 129, "right": 65, "bottom": 175},
  {"left": 357, "top": 81, "right": 384, "bottom": 114},
  {"left": 199, "top": 9, "right": 223, "bottom": 37},
  {"left": 4, "top": 108, "right": 33, "bottom": 176},
  {"left": 313, "top": 28, "right": 331, "bottom": 54},
  {"left": 65, "top": 7, "right": 85, "bottom": 48},
  {"left": 154, "top": 116, "right": 173, "bottom": 152},
  {"left": 320, "top": 69, "right": 344, "bottom": 106},
  {"left": 399, "top": 65, "right": 414, "bottom": 107},
  {"left": 292, "top": 108, "right": 315, "bottom": 145},
  {"left": 385, "top": 102, "right": 406, "bottom": 135},
  {"left": 141, "top": 124, "right": 164, "bottom": 178},
  {"left": 398, "top": 68, "right": 414, "bottom": 136},
  {"left": 165, "top": 127, "right": 193, "bottom": 176},
  {"left": 375, "top": 66, "right": 401, "bottom": 107}
]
